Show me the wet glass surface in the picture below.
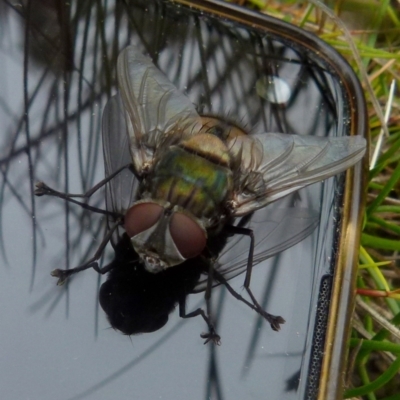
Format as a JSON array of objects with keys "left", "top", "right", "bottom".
[{"left": 0, "top": 1, "right": 363, "bottom": 399}]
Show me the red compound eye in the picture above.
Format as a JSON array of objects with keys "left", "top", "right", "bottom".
[
  {"left": 124, "top": 203, "right": 163, "bottom": 238},
  {"left": 170, "top": 213, "right": 206, "bottom": 259}
]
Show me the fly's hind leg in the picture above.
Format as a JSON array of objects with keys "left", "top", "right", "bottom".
[
  {"left": 225, "top": 225, "right": 285, "bottom": 331},
  {"left": 213, "top": 269, "right": 285, "bottom": 331}
]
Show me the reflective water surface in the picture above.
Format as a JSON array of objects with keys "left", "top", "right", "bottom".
[{"left": 0, "top": 1, "right": 363, "bottom": 399}]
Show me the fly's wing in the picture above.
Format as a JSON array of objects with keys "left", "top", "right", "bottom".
[
  {"left": 102, "top": 94, "right": 138, "bottom": 246},
  {"left": 229, "top": 133, "right": 366, "bottom": 216},
  {"left": 192, "top": 208, "right": 319, "bottom": 293},
  {"left": 117, "top": 45, "right": 202, "bottom": 174}
]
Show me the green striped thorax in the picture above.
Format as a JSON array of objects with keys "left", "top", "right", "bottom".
[{"left": 124, "top": 131, "right": 238, "bottom": 273}]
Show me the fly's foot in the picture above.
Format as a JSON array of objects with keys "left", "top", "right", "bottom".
[
  {"left": 251, "top": 299, "right": 285, "bottom": 331},
  {"left": 51, "top": 269, "right": 75, "bottom": 286},
  {"left": 52, "top": 262, "right": 100, "bottom": 286},
  {"left": 34, "top": 182, "right": 53, "bottom": 196},
  {"left": 201, "top": 328, "right": 221, "bottom": 345},
  {"left": 262, "top": 312, "right": 285, "bottom": 331}
]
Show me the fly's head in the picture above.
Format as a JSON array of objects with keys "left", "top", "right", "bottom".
[{"left": 124, "top": 200, "right": 207, "bottom": 273}]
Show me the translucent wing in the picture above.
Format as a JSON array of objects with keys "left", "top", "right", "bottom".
[
  {"left": 229, "top": 133, "right": 366, "bottom": 216},
  {"left": 192, "top": 207, "right": 319, "bottom": 293},
  {"left": 102, "top": 94, "right": 139, "bottom": 246},
  {"left": 117, "top": 45, "right": 202, "bottom": 174}
]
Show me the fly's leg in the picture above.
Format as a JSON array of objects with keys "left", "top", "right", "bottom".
[
  {"left": 35, "top": 163, "right": 131, "bottom": 198},
  {"left": 179, "top": 304, "right": 221, "bottom": 346},
  {"left": 179, "top": 261, "right": 221, "bottom": 345},
  {"left": 34, "top": 163, "right": 131, "bottom": 216},
  {"left": 35, "top": 184, "right": 115, "bottom": 216},
  {"left": 225, "top": 225, "right": 285, "bottom": 331},
  {"left": 213, "top": 269, "right": 285, "bottom": 330},
  {"left": 202, "top": 261, "right": 221, "bottom": 344},
  {"left": 51, "top": 220, "right": 121, "bottom": 285}
]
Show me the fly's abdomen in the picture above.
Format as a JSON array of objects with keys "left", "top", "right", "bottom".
[{"left": 149, "top": 134, "right": 233, "bottom": 219}]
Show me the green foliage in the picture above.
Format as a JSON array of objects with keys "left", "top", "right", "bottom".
[{"left": 244, "top": 1, "right": 400, "bottom": 398}]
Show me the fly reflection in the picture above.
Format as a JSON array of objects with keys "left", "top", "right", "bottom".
[
  {"left": 99, "top": 233, "right": 205, "bottom": 336},
  {"left": 35, "top": 45, "right": 366, "bottom": 343}
]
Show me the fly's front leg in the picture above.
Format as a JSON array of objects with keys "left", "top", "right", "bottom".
[
  {"left": 225, "top": 224, "right": 285, "bottom": 331},
  {"left": 35, "top": 183, "right": 114, "bottom": 216},
  {"left": 51, "top": 220, "right": 121, "bottom": 285},
  {"left": 34, "top": 163, "right": 131, "bottom": 216}
]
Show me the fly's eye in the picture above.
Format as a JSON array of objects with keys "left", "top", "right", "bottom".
[
  {"left": 124, "top": 203, "right": 163, "bottom": 238},
  {"left": 170, "top": 213, "right": 206, "bottom": 259}
]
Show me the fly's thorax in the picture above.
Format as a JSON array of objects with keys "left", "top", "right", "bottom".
[
  {"left": 180, "top": 133, "right": 231, "bottom": 165},
  {"left": 146, "top": 139, "right": 233, "bottom": 221},
  {"left": 124, "top": 199, "right": 207, "bottom": 273}
]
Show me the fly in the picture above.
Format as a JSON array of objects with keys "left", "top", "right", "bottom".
[
  {"left": 36, "top": 45, "right": 366, "bottom": 343},
  {"left": 100, "top": 207, "right": 319, "bottom": 343}
]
